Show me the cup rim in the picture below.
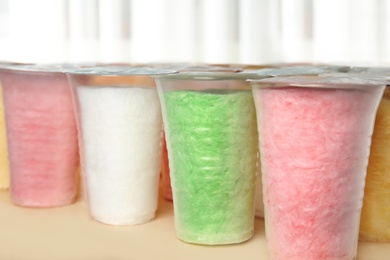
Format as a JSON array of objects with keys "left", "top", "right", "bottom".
[
  {"left": 249, "top": 66, "right": 350, "bottom": 77},
  {"left": 65, "top": 66, "right": 178, "bottom": 76},
  {"left": 248, "top": 75, "right": 387, "bottom": 89},
  {"left": 153, "top": 71, "right": 269, "bottom": 81},
  {"left": 0, "top": 63, "right": 82, "bottom": 74}
]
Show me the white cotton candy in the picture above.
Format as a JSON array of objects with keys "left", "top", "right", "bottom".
[{"left": 76, "top": 86, "right": 162, "bottom": 225}]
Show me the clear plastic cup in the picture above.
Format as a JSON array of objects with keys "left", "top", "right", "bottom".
[
  {"left": 250, "top": 65, "right": 350, "bottom": 219},
  {"left": 66, "top": 67, "right": 176, "bottom": 225},
  {"left": 157, "top": 65, "right": 242, "bottom": 202},
  {"left": 0, "top": 64, "right": 79, "bottom": 207},
  {"left": 155, "top": 72, "right": 260, "bottom": 245},
  {"left": 250, "top": 76, "right": 385, "bottom": 259}
]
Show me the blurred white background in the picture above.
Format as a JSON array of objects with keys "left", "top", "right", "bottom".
[{"left": 0, "top": 0, "right": 388, "bottom": 65}]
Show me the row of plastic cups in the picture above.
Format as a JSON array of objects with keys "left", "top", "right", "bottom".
[
  {"left": 0, "top": 63, "right": 387, "bottom": 260},
  {"left": 71, "top": 67, "right": 389, "bottom": 260},
  {"left": 80, "top": 68, "right": 386, "bottom": 260},
  {"left": 0, "top": 62, "right": 339, "bottom": 214}
]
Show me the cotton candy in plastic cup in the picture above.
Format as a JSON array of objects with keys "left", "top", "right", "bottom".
[
  {"left": 0, "top": 64, "right": 79, "bottom": 207},
  {"left": 250, "top": 76, "right": 385, "bottom": 260},
  {"left": 250, "top": 65, "right": 350, "bottom": 219},
  {"left": 158, "top": 65, "right": 242, "bottom": 202},
  {"left": 155, "top": 72, "right": 262, "bottom": 245},
  {"left": 66, "top": 67, "right": 176, "bottom": 225}
]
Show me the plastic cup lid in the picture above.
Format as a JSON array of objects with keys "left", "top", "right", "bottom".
[
  {"left": 360, "top": 67, "right": 390, "bottom": 74},
  {"left": 0, "top": 61, "right": 31, "bottom": 66},
  {"left": 153, "top": 71, "right": 269, "bottom": 81},
  {"left": 251, "top": 66, "right": 350, "bottom": 77},
  {"left": 248, "top": 75, "right": 387, "bottom": 89},
  {"left": 65, "top": 66, "right": 177, "bottom": 76},
  {"left": 140, "top": 62, "right": 242, "bottom": 72},
  {"left": 334, "top": 66, "right": 390, "bottom": 74},
  {"left": 0, "top": 63, "right": 84, "bottom": 73}
]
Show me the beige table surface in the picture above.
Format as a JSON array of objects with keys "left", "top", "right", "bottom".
[{"left": 0, "top": 190, "right": 389, "bottom": 260}]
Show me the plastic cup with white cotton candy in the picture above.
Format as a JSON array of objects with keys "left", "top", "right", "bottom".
[
  {"left": 155, "top": 72, "right": 262, "bottom": 245},
  {"left": 0, "top": 64, "right": 79, "bottom": 207},
  {"left": 250, "top": 75, "right": 385, "bottom": 260},
  {"left": 66, "top": 66, "right": 177, "bottom": 226}
]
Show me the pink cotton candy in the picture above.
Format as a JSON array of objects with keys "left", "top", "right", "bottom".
[
  {"left": 1, "top": 72, "right": 79, "bottom": 207},
  {"left": 256, "top": 87, "right": 381, "bottom": 260}
]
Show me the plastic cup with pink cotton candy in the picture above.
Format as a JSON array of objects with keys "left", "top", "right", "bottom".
[
  {"left": 249, "top": 75, "right": 385, "bottom": 260},
  {"left": 249, "top": 65, "right": 350, "bottom": 219},
  {"left": 0, "top": 64, "right": 80, "bottom": 207}
]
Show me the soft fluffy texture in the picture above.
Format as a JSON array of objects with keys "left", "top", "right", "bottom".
[
  {"left": 1, "top": 72, "right": 79, "bottom": 207},
  {"left": 254, "top": 86, "right": 383, "bottom": 260},
  {"left": 163, "top": 89, "right": 257, "bottom": 245},
  {"left": 77, "top": 86, "right": 162, "bottom": 225},
  {"left": 360, "top": 89, "right": 390, "bottom": 242}
]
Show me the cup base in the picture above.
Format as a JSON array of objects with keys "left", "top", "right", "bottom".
[
  {"left": 91, "top": 211, "right": 156, "bottom": 226},
  {"left": 176, "top": 229, "right": 254, "bottom": 245},
  {"left": 12, "top": 196, "right": 76, "bottom": 208}
]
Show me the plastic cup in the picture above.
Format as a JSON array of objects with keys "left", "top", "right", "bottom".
[
  {"left": 250, "top": 65, "right": 351, "bottom": 219},
  {"left": 250, "top": 76, "right": 385, "bottom": 259},
  {"left": 157, "top": 66, "right": 242, "bottom": 202},
  {"left": 66, "top": 67, "right": 176, "bottom": 225},
  {"left": 155, "top": 72, "right": 260, "bottom": 245},
  {"left": 0, "top": 64, "right": 79, "bottom": 207}
]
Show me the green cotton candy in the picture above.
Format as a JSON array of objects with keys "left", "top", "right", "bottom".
[{"left": 163, "top": 89, "right": 258, "bottom": 245}]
